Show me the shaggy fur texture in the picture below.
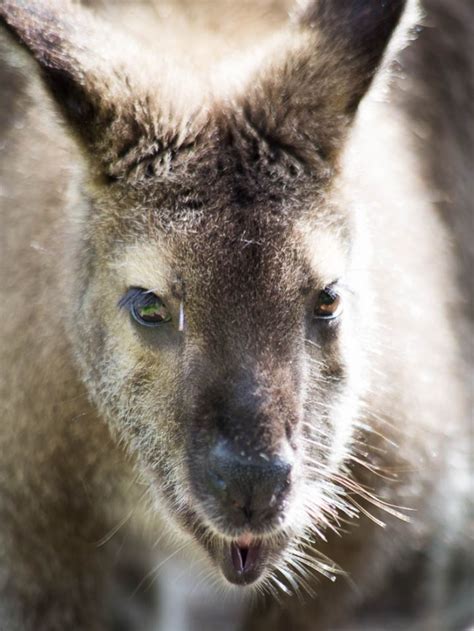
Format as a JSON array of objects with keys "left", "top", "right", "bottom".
[{"left": 0, "top": 1, "right": 472, "bottom": 629}]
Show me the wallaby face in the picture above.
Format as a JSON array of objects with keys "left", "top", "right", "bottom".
[
  {"left": 68, "top": 107, "right": 361, "bottom": 588},
  {"left": 0, "top": 0, "right": 408, "bottom": 590}
]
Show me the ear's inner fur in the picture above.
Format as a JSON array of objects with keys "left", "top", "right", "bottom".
[
  {"left": 0, "top": 2, "right": 104, "bottom": 134},
  {"left": 298, "top": 0, "right": 407, "bottom": 94},
  {"left": 0, "top": 1, "right": 204, "bottom": 180},
  {"left": 233, "top": 0, "right": 407, "bottom": 166}
]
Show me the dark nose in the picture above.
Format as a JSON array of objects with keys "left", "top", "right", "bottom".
[{"left": 207, "top": 440, "right": 293, "bottom": 529}]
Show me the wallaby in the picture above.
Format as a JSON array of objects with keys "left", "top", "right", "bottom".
[{"left": 0, "top": 0, "right": 472, "bottom": 630}]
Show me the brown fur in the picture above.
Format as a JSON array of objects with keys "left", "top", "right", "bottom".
[{"left": 0, "top": 1, "right": 472, "bottom": 630}]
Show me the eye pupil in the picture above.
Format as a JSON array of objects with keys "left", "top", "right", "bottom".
[
  {"left": 314, "top": 287, "right": 342, "bottom": 319},
  {"left": 320, "top": 290, "right": 335, "bottom": 305},
  {"left": 137, "top": 301, "right": 169, "bottom": 323}
]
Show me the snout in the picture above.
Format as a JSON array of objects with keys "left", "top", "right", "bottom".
[
  {"left": 183, "top": 366, "right": 302, "bottom": 584},
  {"left": 206, "top": 439, "right": 293, "bottom": 532}
]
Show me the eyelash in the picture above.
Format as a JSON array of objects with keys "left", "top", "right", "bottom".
[{"left": 118, "top": 287, "right": 147, "bottom": 310}]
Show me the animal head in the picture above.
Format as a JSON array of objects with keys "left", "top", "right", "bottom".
[{"left": 0, "top": 0, "right": 406, "bottom": 590}]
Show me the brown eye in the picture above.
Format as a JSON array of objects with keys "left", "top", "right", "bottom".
[
  {"left": 314, "top": 286, "right": 342, "bottom": 319},
  {"left": 119, "top": 288, "right": 172, "bottom": 327}
]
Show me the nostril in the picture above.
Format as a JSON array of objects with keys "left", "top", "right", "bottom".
[
  {"left": 271, "top": 459, "right": 292, "bottom": 491},
  {"left": 207, "top": 439, "right": 294, "bottom": 526}
]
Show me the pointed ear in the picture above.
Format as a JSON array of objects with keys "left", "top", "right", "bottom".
[
  {"left": 1, "top": 1, "right": 113, "bottom": 140},
  {"left": 297, "top": 0, "right": 407, "bottom": 112},
  {"left": 0, "top": 0, "right": 168, "bottom": 180},
  {"left": 239, "top": 0, "right": 407, "bottom": 165}
]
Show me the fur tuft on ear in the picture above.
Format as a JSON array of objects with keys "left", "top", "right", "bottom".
[
  {"left": 0, "top": 1, "right": 116, "bottom": 142},
  {"left": 234, "top": 0, "right": 408, "bottom": 169},
  {"left": 0, "top": 0, "right": 200, "bottom": 182},
  {"left": 297, "top": 0, "right": 407, "bottom": 112}
]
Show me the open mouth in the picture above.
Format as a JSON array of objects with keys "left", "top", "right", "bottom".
[{"left": 219, "top": 534, "right": 270, "bottom": 585}]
